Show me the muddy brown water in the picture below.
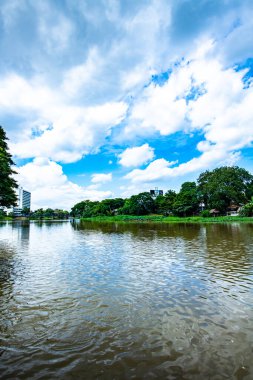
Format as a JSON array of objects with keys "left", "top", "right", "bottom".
[{"left": 0, "top": 220, "right": 252, "bottom": 379}]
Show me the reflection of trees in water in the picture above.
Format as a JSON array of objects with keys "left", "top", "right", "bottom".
[
  {"left": 0, "top": 243, "right": 16, "bottom": 298},
  {"left": 72, "top": 220, "right": 253, "bottom": 278},
  {"left": 72, "top": 220, "right": 201, "bottom": 241},
  {"left": 0, "top": 222, "right": 31, "bottom": 296},
  {"left": 32, "top": 220, "right": 70, "bottom": 229},
  {"left": 204, "top": 223, "right": 253, "bottom": 276}
]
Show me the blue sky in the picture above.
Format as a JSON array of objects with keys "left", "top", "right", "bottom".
[{"left": 1, "top": 0, "right": 253, "bottom": 209}]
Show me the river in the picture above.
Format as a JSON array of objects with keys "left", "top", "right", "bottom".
[{"left": 0, "top": 220, "right": 252, "bottom": 379}]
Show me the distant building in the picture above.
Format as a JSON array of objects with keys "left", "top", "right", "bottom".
[
  {"left": 13, "top": 187, "right": 31, "bottom": 216},
  {"left": 150, "top": 187, "right": 163, "bottom": 198}
]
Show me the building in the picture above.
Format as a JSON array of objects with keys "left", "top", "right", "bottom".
[
  {"left": 150, "top": 187, "right": 163, "bottom": 198},
  {"left": 13, "top": 187, "right": 31, "bottom": 216},
  {"left": 19, "top": 188, "right": 31, "bottom": 209}
]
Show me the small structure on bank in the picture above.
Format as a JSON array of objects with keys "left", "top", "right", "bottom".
[
  {"left": 226, "top": 204, "right": 241, "bottom": 216},
  {"left": 209, "top": 209, "right": 220, "bottom": 217}
]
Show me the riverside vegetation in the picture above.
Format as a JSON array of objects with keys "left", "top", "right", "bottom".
[{"left": 71, "top": 166, "right": 253, "bottom": 222}]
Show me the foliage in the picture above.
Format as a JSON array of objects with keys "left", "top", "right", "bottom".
[
  {"left": 0, "top": 208, "right": 7, "bottom": 219},
  {"left": 197, "top": 166, "right": 253, "bottom": 213},
  {"left": 22, "top": 207, "right": 30, "bottom": 216},
  {"left": 0, "top": 126, "right": 18, "bottom": 207},
  {"left": 70, "top": 166, "right": 253, "bottom": 219},
  {"left": 71, "top": 200, "right": 97, "bottom": 217},
  {"left": 155, "top": 190, "right": 177, "bottom": 215},
  {"left": 92, "top": 198, "right": 124, "bottom": 216},
  {"left": 30, "top": 208, "right": 69, "bottom": 219},
  {"left": 118, "top": 192, "right": 155, "bottom": 215},
  {"left": 80, "top": 214, "right": 253, "bottom": 224},
  {"left": 172, "top": 182, "right": 199, "bottom": 216},
  {"left": 239, "top": 198, "right": 253, "bottom": 217},
  {"left": 200, "top": 210, "right": 211, "bottom": 217}
]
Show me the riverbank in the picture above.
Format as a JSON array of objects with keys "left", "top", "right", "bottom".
[
  {"left": 0, "top": 217, "right": 70, "bottom": 222},
  {"left": 80, "top": 214, "right": 253, "bottom": 223}
]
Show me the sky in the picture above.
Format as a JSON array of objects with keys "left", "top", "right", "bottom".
[{"left": 1, "top": 0, "right": 253, "bottom": 210}]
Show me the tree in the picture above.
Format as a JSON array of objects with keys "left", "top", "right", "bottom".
[
  {"left": 119, "top": 192, "right": 155, "bottom": 215},
  {"left": 239, "top": 198, "right": 253, "bottom": 217},
  {"left": 0, "top": 126, "right": 18, "bottom": 207},
  {"left": 92, "top": 198, "right": 124, "bottom": 216},
  {"left": 44, "top": 208, "right": 54, "bottom": 218},
  {"left": 71, "top": 200, "right": 99, "bottom": 217},
  {"left": 0, "top": 208, "right": 7, "bottom": 219},
  {"left": 197, "top": 166, "right": 253, "bottom": 213},
  {"left": 155, "top": 190, "right": 177, "bottom": 215},
  {"left": 22, "top": 207, "right": 30, "bottom": 217},
  {"left": 173, "top": 182, "right": 199, "bottom": 216}
]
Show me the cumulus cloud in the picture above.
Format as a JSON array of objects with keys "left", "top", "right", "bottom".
[
  {"left": 124, "top": 38, "right": 253, "bottom": 183},
  {"left": 118, "top": 144, "right": 155, "bottom": 167},
  {"left": 0, "top": 72, "right": 127, "bottom": 163},
  {"left": 125, "top": 148, "right": 241, "bottom": 184},
  {"left": 91, "top": 173, "right": 112, "bottom": 184},
  {"left": 1, "top": 0, "right": 253, "bottom": 205},
  {"left": 16, "top": 158, "right": 112, "bottom": 210}
]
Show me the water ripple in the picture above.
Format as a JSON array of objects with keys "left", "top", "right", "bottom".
[{"left": 0, "top": 221, "right": 252, "bottom": 379}]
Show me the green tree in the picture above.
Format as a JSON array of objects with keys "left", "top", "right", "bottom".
[
  {"left": 92, "top": 198, "right": 125, "bottom": 216},
  {"left": 155, "top": 190, "right": 177, "bottom": 215},
  {"left": 239, "top": 198, "right": 253, "bottom": 217},
  {"left": 54, "top": 209, "right": 69, "bottom": 219},
  {"left": 0, "top": 126, "right": 18, "bottom": 207},
  {"left": 22, "top": 207, "right": 30, "bottom": 217},
  {"left": 119, "top": 192, "right": 155, "bottom": 215},
  {"left": 44, "top": 208, "right": 54, "bottom": 218},
  {"left": 197, "top": 166, "right": 253, "bottom": 213},
  {"left": 0, "top": 208, "right": 7, "bottom": 219},
  {"left": 173, "top": 182, "right": 199, "bottom": 216},
  {"left": 32, "top": 208, "right": 44, "bottom": 219},
  {"left": 71, "top": 200, "right": 99, "bottom": 217}
]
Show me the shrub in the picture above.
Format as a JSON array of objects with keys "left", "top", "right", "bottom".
[
  {"left": 239, "top": 202, "right": 253, "bottom": 217},
  {"left": 200, "top": 210, "right": 211, "bottom": 217}
]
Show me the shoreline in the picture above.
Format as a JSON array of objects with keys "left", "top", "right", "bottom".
[
  {"left": 79, "top": 215, "right": 253, "bottom": 224},
  {"left": 2, "top": 215, "right": 253, "bottom": 224}
]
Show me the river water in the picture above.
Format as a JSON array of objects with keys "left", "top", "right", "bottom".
[{"left": 0, "top": 220, "right": 252, "bottom": 379}]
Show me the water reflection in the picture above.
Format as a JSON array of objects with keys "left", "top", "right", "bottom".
[
  {"left": 0, "top": 221, "right": 252, "bottom": 379},
  {"left": 72, "top": 219, "right": 201, "bottom": 240}
]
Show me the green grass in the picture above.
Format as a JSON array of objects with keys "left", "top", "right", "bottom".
[
  {"left": 80, "top": 214, "right": 253, "bottom": 224},
  {"left": 0, "top": 216, "right": 13, "bottom": 221}
]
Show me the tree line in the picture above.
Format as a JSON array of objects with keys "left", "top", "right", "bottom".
[{"left": 71, "top": 166, "right": 253, "bottom": 218}]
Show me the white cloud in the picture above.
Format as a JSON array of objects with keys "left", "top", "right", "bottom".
[
  {"left": 61, "top": 48, "right": 102, "bottom": 97},
  {"left": 125, "top": 148, "right": 241, "bottom": 184},
  {"left": 2, "top": 0, "right": 253, "bottom": 204},
  {"left": 119, "top": 143, "right": 155, "bottom": 167},
  {"left": 126, "top": 70, "right": 188, "bottom": 137},
  {"left": 0, "top": 72, "right": 127, "bottom": 163},
  {"left": 16, "top": 158, "right": 112, "bottom": 210},
  {"left": 123, "top": 38, "right": 253, "bottom": 183},
  {"left": 91, "top": 173, "right": 112, "bottom": 184},
  {"left": 125, "top": 158, "right": 177, "bottom": 183}
]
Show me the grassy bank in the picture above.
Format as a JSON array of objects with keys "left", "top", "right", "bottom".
[{"left": 80, "top": 214, "right": 253, "bottom": 224}]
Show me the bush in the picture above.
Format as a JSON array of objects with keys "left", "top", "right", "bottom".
[
  {"left": 200, "top": 210, "right": 211, "bottom": 217},
  {"left": 239, "top": 202, "right": 253, "bottom": 217},
  {"left": 0, "top": 209, "right": 7, "bottom": 219}
]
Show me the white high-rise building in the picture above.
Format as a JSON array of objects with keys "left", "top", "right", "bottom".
[{"left": 13, "top": 187, "right": 31, "bottom": 216}]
